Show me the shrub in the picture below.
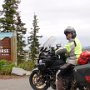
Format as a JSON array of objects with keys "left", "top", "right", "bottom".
[
  {"left": 0, "top": 60, "right": 15, "bottom": 75},
  {"left": 18, "top": 60, "right": 35, "bottom": 71}
]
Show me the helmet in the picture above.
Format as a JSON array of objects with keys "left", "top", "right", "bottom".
[{"left": 64, "top": 26, "right": 76, "bottom": 38}]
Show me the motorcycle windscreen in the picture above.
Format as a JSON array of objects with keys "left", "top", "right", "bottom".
[{"left": 74, "top": 63, "right": 90, "bottom": 85}]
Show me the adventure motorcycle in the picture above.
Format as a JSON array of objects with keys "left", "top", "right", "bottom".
[
  {"left": 29, "top": 36, "right": 90, "bottom": 90},
  {"left": 29, "top": 36, "right": 66, "bottom": 90}
]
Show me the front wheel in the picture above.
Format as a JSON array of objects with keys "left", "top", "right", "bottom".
[{"left": 29, "top": 69, "right": 49, "bottom": 90}]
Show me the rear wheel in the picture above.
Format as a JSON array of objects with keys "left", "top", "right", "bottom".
[{"left": 29, "top": 70, "right": 49, "bottom": 90}]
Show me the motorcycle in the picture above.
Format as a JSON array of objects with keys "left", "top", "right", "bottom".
[
  {"left": 29, "top": 36, "right": 90, "bottom": 90},
  {"left": 29, "top": 36, "right": 66, "bottom": 90}
]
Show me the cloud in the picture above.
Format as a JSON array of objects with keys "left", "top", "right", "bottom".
[{"left": 0, "top": 0, "right": 90, "bottom": 47}]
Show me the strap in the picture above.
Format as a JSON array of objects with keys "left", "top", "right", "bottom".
[{"left": 73, "top": 40, "right": 76, "bottom": 47}]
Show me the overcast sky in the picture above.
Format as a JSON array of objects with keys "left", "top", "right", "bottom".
[{"left": 0, "top": 0, "right": 90, "bottom": 47}]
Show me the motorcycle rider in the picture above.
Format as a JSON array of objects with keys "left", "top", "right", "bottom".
[{"left": 55, "top": 26, "right": 82, "bottom": 90}]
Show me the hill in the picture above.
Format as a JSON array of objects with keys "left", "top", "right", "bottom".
[{"left": 83, "top": 46, "right": 90, "bottom": 51}]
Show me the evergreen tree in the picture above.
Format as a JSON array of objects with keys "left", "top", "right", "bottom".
[
  {"left": 0, "top": 0, "right": 20, "bottom": 32},
  {"left": 0, "top": 0, "right": 27, "bottom": 64},
  {"left": 16, "top": 13, "right": 27, "bottom": 64},
  {"left": 28, "top": 14, "right": 42, "bottom": 61}
]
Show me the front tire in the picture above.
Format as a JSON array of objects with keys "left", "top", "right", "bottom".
[{"left": 29, "top": 69, "right": 49, "bottom": 90}]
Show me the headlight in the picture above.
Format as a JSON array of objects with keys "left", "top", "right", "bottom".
[
  {"left": 39, "top": 60, "right": 45, "bottom": 65},
  {"left": 39, "top": 60, "right": 43, "bottom": 64}
]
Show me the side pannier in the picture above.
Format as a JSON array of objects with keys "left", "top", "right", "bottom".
[{"left": 78, "top": 51, "right": 90, "bottom": 65}]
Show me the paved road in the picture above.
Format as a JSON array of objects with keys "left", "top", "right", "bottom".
[{"left": 0, "top": 76, "right": 52, "bottom": 90}]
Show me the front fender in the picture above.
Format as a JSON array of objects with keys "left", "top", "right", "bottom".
[{"left": 32, "top": 67, "right": 39, "bottom": 72}]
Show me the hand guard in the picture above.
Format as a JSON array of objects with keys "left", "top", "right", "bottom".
[{"left": 55, "top": 47, "right": 67, "bottom": 55}]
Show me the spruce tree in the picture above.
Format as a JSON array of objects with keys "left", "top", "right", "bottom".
[
  {"left": 16, "top": 13, "right": 27, "bottom": 63},
  {"left": 0, "top": 0, "right": 20, "bottom": 32},
  {"left": 0, "top": 0, "right": 27, "bottom": 64},
  {"left": 28, "top": 14, "right": 42, "bottom": 61}
]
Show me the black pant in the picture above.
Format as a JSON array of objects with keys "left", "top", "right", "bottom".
[{"left": 56, "top": 63, "right": 74, "bottom": 90}]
